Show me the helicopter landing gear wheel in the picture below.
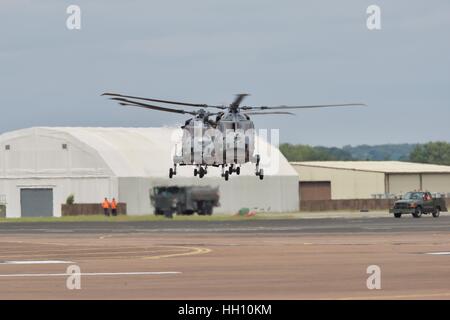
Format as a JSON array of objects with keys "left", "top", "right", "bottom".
[
  {"left": 256, "top": 168, "right": 264, "bottom": 180},
  {"left": 224, "top": 171, "right": 229, "bottom": 181},
  {"left": 259, "top": 169, "right": 264, "bottom": 180},
  {"left": 199, "top": 167, "right": 205, "bottom": 179},
  {"left": 194, "top": 168, "right": 198, "bottom": 177},
  {"left": 236, "top": 167, "right": 240, "bottom": 175},
  {"left": 169, "top": 164, "right": 177, "bottom": 179}
]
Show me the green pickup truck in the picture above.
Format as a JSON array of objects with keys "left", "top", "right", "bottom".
[{"left": 390, "top": 191, "right": 447, "bottom": 218}]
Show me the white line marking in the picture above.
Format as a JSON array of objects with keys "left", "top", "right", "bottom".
[
  {"left": 0, "top": 260, "right": 73, "bottom": 265},
  {"left": 425, "top": 252, "right": 450, "bottom": 255},
  {"left": 0, "top": 271, "right": 181, "bottom": 278}
]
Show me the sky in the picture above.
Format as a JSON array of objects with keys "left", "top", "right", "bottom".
[{"left": 0, "top": 0, "right": 449, "bottom": 147}]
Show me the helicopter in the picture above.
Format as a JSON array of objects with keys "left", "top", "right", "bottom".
[{"left": 102, "top": 93, "right": 365, "bottom": 181}]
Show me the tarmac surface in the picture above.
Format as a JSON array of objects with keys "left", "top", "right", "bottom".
[{"left": 0, "top": 215, "right": 449, "bottom": 299}]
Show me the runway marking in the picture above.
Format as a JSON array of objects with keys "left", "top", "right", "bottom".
[
  {"left": 0, "top": 248, "right": 188, "bottom": 259},
  {"left": 0, "top": 260, "right": 73, "bottom": 265},
  {"left": 143, "top": 246, "right": 211, "bottom": 260},
  {"left": 0, "top": 271, "right": 181, "bottom": 278},
  {"left": 425, "top": 252, "right": 450, "bottom": 255}
]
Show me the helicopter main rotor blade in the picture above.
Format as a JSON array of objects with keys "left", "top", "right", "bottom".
[
  {"left": 110, "top": 97, "right": 198, "bottom": 115},
  {"left": 230, "top": 93, "right": 250, "bottom": 109},
  {"left": 241, "top": 103, "right": 366, "bottom": 111},
  {"left": 102, "top": 92, "right": 226, "bottom": 109},
  {"left": 243, "top": 111, "right": 295, "bottom": 116}
]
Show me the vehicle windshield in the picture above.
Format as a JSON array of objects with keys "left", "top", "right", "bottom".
[
  {"left": 403, "top": 192, "right": 423, "bottom": 200},
  {"left": 155, "top": 187, "right": 179, "bottom": 195}
]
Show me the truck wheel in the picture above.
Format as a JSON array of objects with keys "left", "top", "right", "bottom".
[
  {"left": 164, "top": 210, "right": 173, "bottom": 219},
  {"left": 412, "top": 207, "right": 423, "bottom": 218},
  {"left": 224, "top": 171, "right": 229, "bottom": 181},
  {"left": 394, "top": 213, "right": 402, "bottom": 218},
  {"left": 236, "top": 167, "right": 240, "bottom": 175},
  {"left": 433, "top": 209, "right": 440, "bottom": 218}
]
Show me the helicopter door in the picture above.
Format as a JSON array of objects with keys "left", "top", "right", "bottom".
[
  {"left": 191, "top": 120, "right": 204, "bottom": 164},
  {"left": 235, "top": 129, "right": 246, "bottom": 164}
]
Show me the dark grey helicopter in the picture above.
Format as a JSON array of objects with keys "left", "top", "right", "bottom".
[{"left": 102, "top": 93, "right": 365, "bottom": 181}]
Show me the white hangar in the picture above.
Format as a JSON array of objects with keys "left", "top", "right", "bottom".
[{"left": 0, "top": 127, "right": 299, "bottom": 218}]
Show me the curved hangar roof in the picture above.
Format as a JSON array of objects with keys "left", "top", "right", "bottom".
[{"left": 0, "top": 127, "right": 297, "bottom": 178}]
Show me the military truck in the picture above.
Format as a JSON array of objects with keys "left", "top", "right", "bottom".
[
  {"left": 390, "top": 191, "right": 447, "bottom": 218},
  {"left": 150, "top": 186, "right": 220, "bottom": 217}
]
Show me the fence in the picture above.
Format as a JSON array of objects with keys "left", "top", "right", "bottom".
[{"left": 61, "top": 203, "right": 127, "bottom": 216}]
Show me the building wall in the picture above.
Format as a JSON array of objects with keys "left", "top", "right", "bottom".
[
  {"left": 387, "top": 174, "right": 421, "bottom": 195},
  {"left": 388, "top": 173, "right": 450, "bottom": 195},
  {"left": 422, "top": 174, "right": 450, "bottom": 194},
  {"left": 292, "top": 165, "right": 385, "bottom": 200},
  {"left": 119, "top": 175, "right": 299, "bottom": 215},
  {"left": 0, "top": 177, "right": 118, "bottom": 218}
]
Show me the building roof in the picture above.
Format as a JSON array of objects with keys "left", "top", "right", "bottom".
[
  {"left": 290, "top": 161, "right": 450, "bottom": 174},
  {"left": 0, "top": 127, "right": 297, "bottom": 177}
]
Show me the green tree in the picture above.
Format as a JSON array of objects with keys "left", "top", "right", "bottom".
[
  {"left": 409, "top": 142, "right": 450, "bottom": 165},
  {"left": 66, "top": 194, "right": 75, "bottom": 205},
  {"left": 279, "top": 143, "right": 352, "bottom": 161}
]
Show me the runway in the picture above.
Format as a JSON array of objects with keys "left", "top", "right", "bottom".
[{"left": 0, "top": 216, "right": 449, "bottom": 299}]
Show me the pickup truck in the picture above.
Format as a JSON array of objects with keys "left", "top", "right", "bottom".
[{"left": 390, "top": 191, "right": 447, "bottom": 218}]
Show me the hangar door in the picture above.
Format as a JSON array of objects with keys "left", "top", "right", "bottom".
[
  {"left": 20, "top": 189, "right": 53, "bottom": 217},
  {"left": 300, "top": 181, "right": 332, "bottom": 201}
]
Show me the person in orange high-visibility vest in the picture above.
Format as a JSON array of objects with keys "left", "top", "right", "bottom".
[
  {"left": 102, "top": 198, "right": 110, "bottom": 217},
  {"left": 111, "top": 198, "right": 118, "bottom": 216}
]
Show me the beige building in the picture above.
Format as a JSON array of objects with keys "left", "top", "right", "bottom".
[{"left": 291, "top": 161, "right": 450, "bottom": 201}]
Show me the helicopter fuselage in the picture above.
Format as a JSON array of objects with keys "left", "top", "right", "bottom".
[{"left": 174, "top": 110, "right": 257, "bottom": 169}]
